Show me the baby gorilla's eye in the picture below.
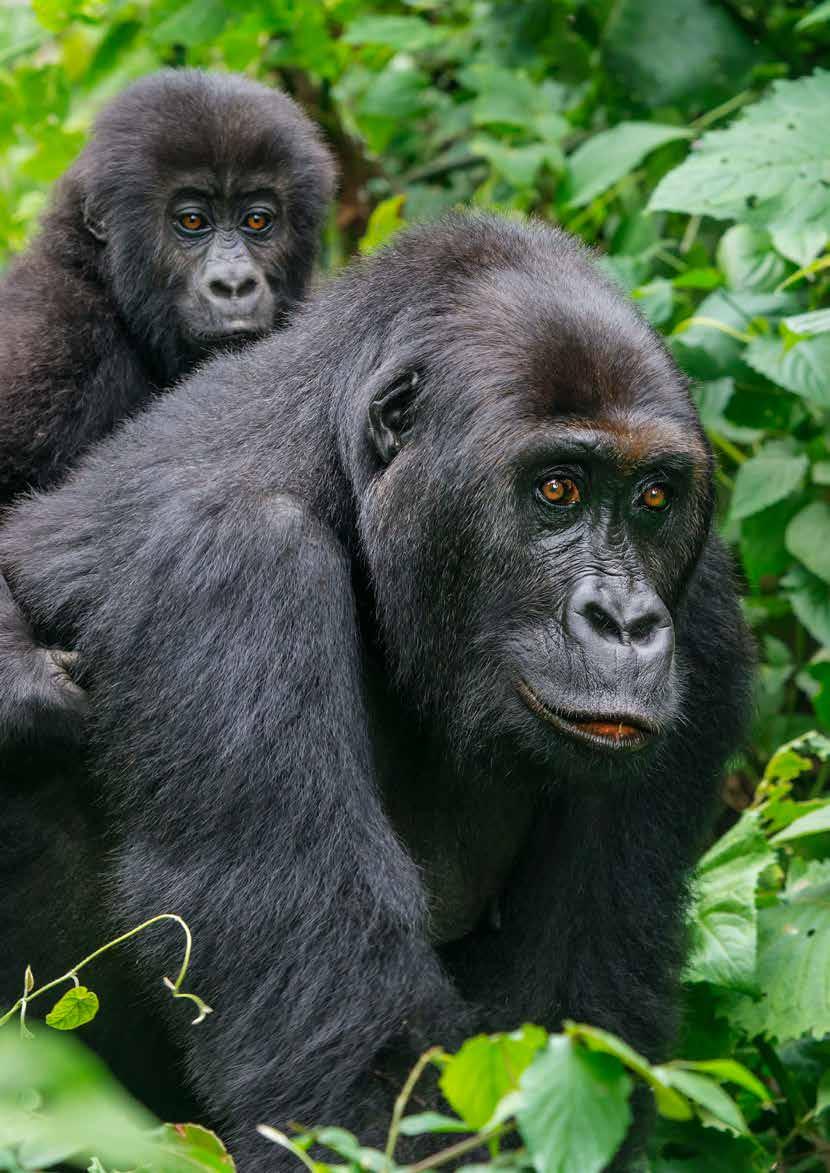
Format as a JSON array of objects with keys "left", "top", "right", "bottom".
[
  {"left": 243, "top": 210, "right": 272, "bottom": 233},
  {"left": 641, "top": 483, "right": 671, "bottom": 511},
  {"left": 178, "top": 211, "right": 207, "bottom": 233},
  {"left": 539, "top": 476, "right": 581, "bottom": 506}
]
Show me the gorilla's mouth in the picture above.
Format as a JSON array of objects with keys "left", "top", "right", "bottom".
[{"left": 516, "top": 680, "right": 657, "bottom": 752}]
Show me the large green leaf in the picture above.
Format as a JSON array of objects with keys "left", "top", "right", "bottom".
[
  {"left": 744, "top": 334, "right": 830, "bottom": 408},
  {"left": 650, "top": 71, "right": 830, "bottom": 265},
  {"left": 685, "top": 811, "right": 775, "bottom": 991},
  {"left": 728, "top": 451, "right": 808, "bottom": 523},
  {"left": 771, "top": 802, "right": 830, "bottom": 845},
  {"left": 786, "top": 502, "right": 830, "bottom": 583},
  {"left": 564, "top": 122, "right": 691, "bottom": 208},
  {"left": 516, "top": 1037, "right": 631, "bottom": 1173},
  {"left": 728, "top": 861, "right": 830, "bottom": 1041}
]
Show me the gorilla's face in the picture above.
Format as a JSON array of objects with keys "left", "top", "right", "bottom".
[
  {"left": 493, "top": 414, "right": 710, "bottom": 764},
  {"left": 361, "top": 292, "right": 713, "bottom": 773},
  {"left": 165, "top": 185, "right": 279, "bottom": 345}
]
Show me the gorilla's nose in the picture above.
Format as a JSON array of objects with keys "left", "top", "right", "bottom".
[
  {"left": 566, "top": 577, "right": 673, "bottom": 673},
  {"left": 205, "top": 262, "right": 262, "bottom": 309}
]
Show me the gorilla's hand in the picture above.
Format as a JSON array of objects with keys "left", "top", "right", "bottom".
[{"left": 0, "top": 573, "right": 88, "bottom": 752}]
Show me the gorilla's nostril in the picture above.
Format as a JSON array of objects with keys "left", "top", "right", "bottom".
[
  {"left": 209, "top": 280, "right": 233, "bottom": 300},
  {"left": 629, "top": 614, "right": 662, "bottom": 643},
  {"left": 236, "top": 277, "right": 258, "bottom": 299},
  {"left": 584, "top": 601, "right": 622, "bottom": 640}
]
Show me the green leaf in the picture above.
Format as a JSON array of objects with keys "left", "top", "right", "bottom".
[
  {"left": 359, "top": 196, "right": 406, "bottom": 256},
  {"left": 342, "top": 15, "right": 445, "bottom": 52},
  {"left": 632, "top": 279, "right": 674, "bottom": 326},
  {"left": 728, "top": 860, "right": 830, "bottom": 1041},
  {"left": 786, "top": 502, "right": 830, "bottom": 583},
  {"left": 656, "top": 1068, "right": 747, "bottom": 1134},
  {"left": 685, "top": 811, "right": 775, "bottom": 991},
  {"left": 152, "top": 1123, "right": 236, "bottom": 1171},
  {"left": 359, "top": 66, "right": 429, "bottom": 121},
  {"left": 784, "top": 566, "right": 830, "bottom": 645},
  {"left": 151, "top": 0, "right": 229, "bottom": 46},
  {"left": 771, "top": 802, "right": 830, "bottom": 844},
  {"left": 739, "top": 497, "right": 801, "bottom": 588},
  {"left": 669, "top": 1058, "right": 769, "bottom": 1104},
  {"left": 817, "top": 1068, "right": 830, "bottom": 1113},
  {"left": 650, "top": 71, "right": 830, "bottom": 265},
  {"left": 797, "top": 1, "right": 830, "bottom": 31},
  {"left": 516, "top": 1037, "right": 631, "bottom": 1173},
  {"left": 397, "top": 1113, "right": 469, "bottom": 1136},
  {"left": 461, "top": 66, "right": 542, "bottom": 132},
  {"left": 472, "top": 139, "right": 561, "bottom": 189},
  {"left": 0, "top": 1027, "right": 158, "bottom": 1166},
  {"left": 45, "top": 985, "right": 99, "bottom": 1030},
  {"left": 728, "top": 451, "right": 808, "bottom": 523},
  {"left": 564, "top": 1022, "right": 691, "bottom": 1120},
  {"left": 744, "top": 334, "right": 830, "bottom": 408},
  {"left": 783, "top": 308, "right": 830, "bottom": 336},
  {"left": 671, "top": 289, "right": 796, "bottom": 380},
  {"left": 717, "top": 225, "right": 789, "bottom": 292},
  {"left": 440, "top": 1025, "right": 547, "bottom": 1130},
  {"left": 564, "top": 122, "right": 690, "bottom": 208}
]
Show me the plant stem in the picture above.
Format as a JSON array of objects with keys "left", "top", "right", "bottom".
[
  {"left": 709, "top": 430, "right": 748, "bottom": 467},
  {"left": 0, "top": 912, "right": 203, "bottom": 1029},
  {"left": 384, "top": 1046, "right": 445, "bottom": 1170},
  {"left": 691, "top": 89, "right": 754, "bottom": 132},
  {"left": 408, "top": 1124, "right": 513, "bottom": 1172}
]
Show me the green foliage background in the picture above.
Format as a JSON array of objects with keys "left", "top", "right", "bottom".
[{"left": 2, "top": 1, "right": 830, "bottom": 1170}]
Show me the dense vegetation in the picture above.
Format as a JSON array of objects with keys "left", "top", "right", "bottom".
[{"left": 1, "top": 1, "right": 830, "bottom": 1170}]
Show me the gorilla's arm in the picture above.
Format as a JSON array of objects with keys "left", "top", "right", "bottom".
[
  {"left": 0, "top": 241, "right": 150, "bottom": 503},
  {"left": 3, "top": 477, "right": 466, "bottom": 1165},
  {"left": 0, "top": 572, "right": 87, "bottom": 751}
]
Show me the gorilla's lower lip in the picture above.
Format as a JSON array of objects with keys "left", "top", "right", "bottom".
[{"left": 516, "top": 679, "right": 657, "bottom": 752}]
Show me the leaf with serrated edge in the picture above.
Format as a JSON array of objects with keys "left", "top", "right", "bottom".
[{"left": 516, "top": 1037, "right": 631, "bottom": 1173}]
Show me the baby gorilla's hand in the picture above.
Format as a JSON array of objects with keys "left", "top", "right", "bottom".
[{"left": 0, "top": 574, "right": 88, "bottom": 753}]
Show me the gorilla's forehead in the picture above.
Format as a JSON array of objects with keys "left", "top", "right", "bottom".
[
  {"left": 442, "top": 264, "right": 693, "bottom": 425},
  {"left": 84, "top": 72, "right": 319, "bottom": 196}
]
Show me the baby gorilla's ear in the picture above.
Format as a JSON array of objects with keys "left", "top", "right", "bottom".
[{"left": 368, "top": 371, "right": 419, "bottom": 465}]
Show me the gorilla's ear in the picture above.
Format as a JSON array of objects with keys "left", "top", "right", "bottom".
[
  {"left": 368, "top": 371, "right": 419, "bottom": 465},
  {"left": 82, "top": 197, "right": 107, "bottom": 243}
]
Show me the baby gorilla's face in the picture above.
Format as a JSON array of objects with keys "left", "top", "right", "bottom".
[{"left": 166, "top": 185, "right": 281, "bottom": 346}]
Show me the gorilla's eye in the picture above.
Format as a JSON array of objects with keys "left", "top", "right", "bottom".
[
  {"left": 243, "top": 210, "right": 273, "bottom": 233},
  {"left": 539, "top": 476, "right": 581, "bottom": 506},
  {"left": 177, "top": 211, "right": 208, "bottom": 234},
  {"left": 641, "top": 483, "right": 671, "bottom": 511}
]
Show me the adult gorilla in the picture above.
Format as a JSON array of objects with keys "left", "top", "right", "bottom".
[
  {"left": 0, "top": 68, "right": 333, "bottom": 739},
  {"left": 0, "top": 215, "right": 752, "bottom": 1166}
]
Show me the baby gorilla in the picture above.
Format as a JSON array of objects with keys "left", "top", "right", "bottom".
[
  {"left": 0, "top": 214, "right": 752, "bottom": 1167},
  {"left": 0, "top": 68, "right": 334, "bottom": 743}
]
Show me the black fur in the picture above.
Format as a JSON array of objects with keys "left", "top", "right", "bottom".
[
  {"left": 0, "top": 214, "right": 752, "bottom": 1167},
  {"left": 0, "top": 68, "right": 334, "bottom": 504}
]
